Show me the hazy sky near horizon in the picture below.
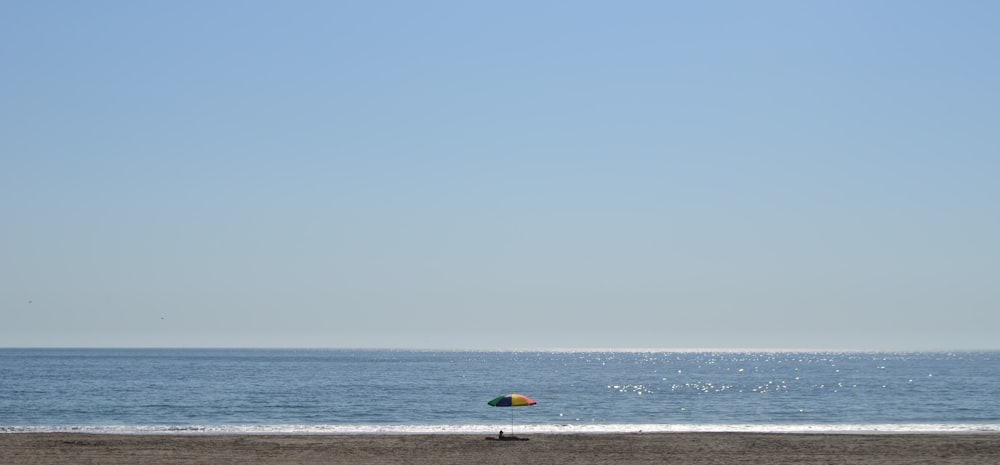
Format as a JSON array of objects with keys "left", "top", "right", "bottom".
[{"left": 2, "top": 1, "right": 998, "bottom": 350}]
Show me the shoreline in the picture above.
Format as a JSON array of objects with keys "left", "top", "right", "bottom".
[
  {"left": 4, "top": 423, "right": 999, "bottom": 435},
  {"left": 4, "top": 432, "right": 1000, "bottom": 464},
  {"left": 5, "top": 429, "right": 1000, "bottom": 436}
]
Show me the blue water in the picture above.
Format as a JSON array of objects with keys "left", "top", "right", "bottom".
[{"left": 2, "top": 349, "right": 998, "bottom": 434}]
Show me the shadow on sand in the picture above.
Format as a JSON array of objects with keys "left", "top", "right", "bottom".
[{"left": 485, "top": 436, "right": 529, "bottom": 441}]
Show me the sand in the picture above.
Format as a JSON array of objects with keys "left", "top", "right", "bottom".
[{"left": 2, "top": 433, "right": 999, "bottom": 464}]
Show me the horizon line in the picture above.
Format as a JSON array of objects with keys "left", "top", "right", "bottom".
[{"left": 2, "top": 346, "right": 997, "bottom": 353}]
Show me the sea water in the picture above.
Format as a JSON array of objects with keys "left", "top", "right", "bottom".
[{"left": 1, "top": 349, "right": 997, "bottom": 434}]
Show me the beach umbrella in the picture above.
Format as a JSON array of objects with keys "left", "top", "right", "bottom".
[{"left": 487, "top": 393, "right": 536, "bottom": 436}]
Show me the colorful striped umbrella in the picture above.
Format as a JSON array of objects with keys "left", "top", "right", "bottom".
[
  {"left": 487, "top": 394, "right": 536, "bottom": 436},
  {"left": 487, "top": 393, "right": 536, "bottom": 407}
]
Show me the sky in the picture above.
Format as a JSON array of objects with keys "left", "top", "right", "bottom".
[{"left": 1, "top": 1, "right": 998, "bottom": 350}]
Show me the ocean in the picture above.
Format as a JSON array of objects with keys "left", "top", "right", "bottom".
[{"left": 1, "top": 349, "right": 997, "bottom": 434}]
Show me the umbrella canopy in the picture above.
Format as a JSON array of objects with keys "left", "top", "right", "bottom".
[{"left": 488, "top": 393, "right": 537, "bottom": 407}]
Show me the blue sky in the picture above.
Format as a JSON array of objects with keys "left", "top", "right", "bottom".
[{"left": 2, "top": 1, "right": 998, "bottom": 350}]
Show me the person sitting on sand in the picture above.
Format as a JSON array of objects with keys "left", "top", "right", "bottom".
[{"left": 498, "top": 430, "right": 504, "bottom": 440}]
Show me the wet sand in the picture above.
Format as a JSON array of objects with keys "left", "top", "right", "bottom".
[{"left": 2, "top": 432, "right": 999, "bottom": 464}]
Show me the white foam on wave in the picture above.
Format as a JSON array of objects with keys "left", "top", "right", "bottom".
[{"left": 4, "top": 423, "right": 1000, "bottom": 435}]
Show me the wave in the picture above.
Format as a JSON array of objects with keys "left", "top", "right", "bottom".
[{"left": 4, "top": 423, "right": 999, "bottom": 435}]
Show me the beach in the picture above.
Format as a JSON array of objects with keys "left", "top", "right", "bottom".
[{"left": 2, "top": 433, "right": 999, "bottom": 464}]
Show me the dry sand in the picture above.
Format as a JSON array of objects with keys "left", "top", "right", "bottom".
[{"left": 2, "top": 433, "right": 999, "bottom": 464}]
